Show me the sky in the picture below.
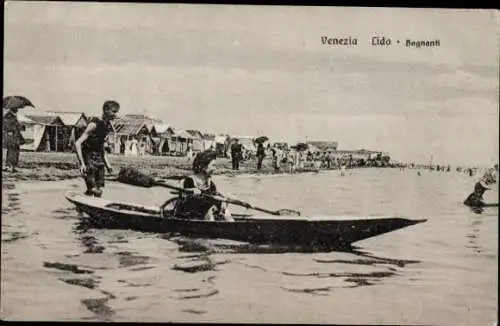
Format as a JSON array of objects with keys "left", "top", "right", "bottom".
[{"left": 3, "top": 2, "right": 499, "bottom": 166}]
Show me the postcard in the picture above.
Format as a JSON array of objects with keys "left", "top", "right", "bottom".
[{"left": 2, "top": 2, "right": 498, "bottom": 324}]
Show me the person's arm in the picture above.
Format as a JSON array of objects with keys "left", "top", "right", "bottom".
[
  {"left": 103, "top": 152, "right": 112, "bottom": 173},
  {"left": 74, "top": 123, "right": 96, "bottom": 174},
  {"left": 103, "top": 136, "right": 113, "bottom": 172}
]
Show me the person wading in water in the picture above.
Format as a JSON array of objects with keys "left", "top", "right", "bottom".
[
  {"left": 464, "top": 164, "right": 498, "bottom": 207},
  {"left": 172, "top": 150, "right": 234, "bottom": 221},
  {"left": 75, "top": 100, "right": 120, "bottom": 197}
]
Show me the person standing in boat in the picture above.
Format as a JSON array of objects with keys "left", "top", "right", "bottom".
[
  {"left": 464, "top": 164, "right": 498, "bottom": 207},
  {"left": 75, "top": 100, "right": 120, "bottom": 197},
  {"left": 173, "top": 150, "right": 234, "bottom": 221}
]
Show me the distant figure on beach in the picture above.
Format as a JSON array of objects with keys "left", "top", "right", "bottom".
[
  {"left": 130, "top": 136, "right": 139, "bottom": 156},
  {"left": 287, "top": 148, "right": 297, "bottom": 174},
  {"left": 120, "top": 138, "right": 126, "bottom": 154},
  {"left": 138, "top": 139, "right": 146, "bottom": 156},
  {"left": 2, "top": 107, "right": 25, "bottom": 172},
  {"left": 230, "top": 139, "right": 242, "bottom": 170},
  {"left": 340, "top": 164, "right": 346, "bottom": 176},
  {"left": 45, "top": 133, "right": 51, "bottom": 152},
  {"left": 75, "top": 100, "right": 120, "bottom": 197},
  {"left": 271, "top": 145, "right": 282, "bottom": 172},
  {"left": 256, "top": 142, "right": 266, "bottom": 170},
  {"left": 186, "top": 141, "right": 194, "bottom": 162},
  {"left": 464, "top": 164, "right": 498, "bottom": 207},
  {"left": 171, "top": 150, "right": 234, "bottom": 221},
  {"left": 297, "top": 151, "right": 304, "bottom": 170}
]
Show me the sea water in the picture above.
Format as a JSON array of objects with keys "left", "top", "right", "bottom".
[{"left": 1, "top": 168, "right": 497, "bottom": 324}]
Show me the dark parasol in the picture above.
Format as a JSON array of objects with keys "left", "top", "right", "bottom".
[
  {"left": 294, "top": 143, "right": 309, "bottom": 151},
  {"left": 254, "top": 136, "right": 269, "bottom": 144},
  {"left": 3, "top": 96, "right": 36, "bottom": 111}
]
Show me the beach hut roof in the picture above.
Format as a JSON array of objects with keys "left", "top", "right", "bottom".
[
  {"left": 24, "top": 114, "right": 64, "bottom": 126},
  {"left": 186, "top": 129, "right": 204, "bottom": 139},
  {"left": 46, "top": 111, "right": 87, "bottom": 126},
  {"left": 202, "top": 133, "right": 216, "bottom": 140},
  {"left": 124, "top": 114, "right": 150, "bottom": 119},
  {"left": 171, "top": 129, "right": 193, "bottom": 139},
  {"left": 153, "top": 124, "right": 171, "bottom": 134},
  {"left": 230, "top": 135, "right": 255, "bottom": 141},
  {"left": 113, "top": 121, "right": 149, "bottom": 135},
  {"left": 214, "top": 135, "right": 228, "bottom": 143},
  {"left": 306, "top": 141, "right": 338, "bottom": 151},
  {"left": 123, "top": 114, "right": 161, "bottom": 121}
]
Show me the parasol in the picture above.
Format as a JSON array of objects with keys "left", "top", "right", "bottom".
[
  {"left": 294, "top": 142, "right": 309, "bottom": 151},
  {"left": 3, "top": 96, "right": 36, "bottom": 111},
  {"left": 254, "top": 136, "right": 269, "bottom": 144}
]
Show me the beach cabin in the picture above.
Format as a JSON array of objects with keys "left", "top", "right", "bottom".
[
  {"left": 214, "top": 134, "right": 230, "bottom": 158},
  {"left": 306, "top": 141, "right": 338, "bottom": 154},
  {"left": 20, "top": 114, "right": 65, "bottom": 152},
  {"left": 112, "top": 120, "right": 153, "bottom": 155},
  {"left": 153, "top": 125, "right": 193, "bottom": 156},
  {"left": 168, "top": 129, "right": 193, "bottom": 156},
  {"left": 202, "top": 133, "right": 217, "bottom": 151},
  {"left": 46, "top": 111, "right": 88, "bottom": 152},
  {"left": 153, "top": 124, "right": 172, "bottom": 156},
  {"left": 186, "top": 130, "right": 205, "bottom": 153}
]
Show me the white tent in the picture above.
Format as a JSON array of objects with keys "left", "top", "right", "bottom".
[{"left": 20, "top": 115, "right": 65, "bottom": 151}]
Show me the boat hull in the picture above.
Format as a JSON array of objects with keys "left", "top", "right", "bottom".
[{"left": 66, "top": 193, "right": 426, "bottom": 249}]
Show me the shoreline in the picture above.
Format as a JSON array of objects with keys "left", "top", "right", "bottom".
[
  {"left": 1, "top": 151, "right": 338, "bottom": 183},
  {"left": 1, "top": 152, "right": 473, "bottom": 184}
]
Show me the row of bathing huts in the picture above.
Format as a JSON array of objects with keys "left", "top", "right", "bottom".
[{"left": 16, "top": 109, "right": 390, "bottom": 164}]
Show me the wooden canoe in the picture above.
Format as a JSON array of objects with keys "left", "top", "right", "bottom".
[{"left": 65, "top": 192, "right": 427, "bottom": 249}]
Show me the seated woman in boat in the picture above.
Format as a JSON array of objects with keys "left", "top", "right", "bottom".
[{"left": 173, "top": 150, "right": 234, "bottom": 221}]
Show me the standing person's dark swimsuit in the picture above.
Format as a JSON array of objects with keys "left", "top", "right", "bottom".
[{"left": 75, "top": 101, "right": 120, "bottom": 197}]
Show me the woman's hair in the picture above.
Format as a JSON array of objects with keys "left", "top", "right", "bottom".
[
  {"left": 192, "top": 150, "right": 217, "bottom": 173},
  {"left": 103, "top": 100, "right": 120, "bottom": 112}
]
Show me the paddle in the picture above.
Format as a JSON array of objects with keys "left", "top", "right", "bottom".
[
  {"left": 116, "top": 167, "right": 300, "bottom": 216},
  {"left": 106, "top": 174, "right": 187, "bottom": 182}
]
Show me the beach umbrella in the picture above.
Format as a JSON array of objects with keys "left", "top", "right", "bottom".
[
  {"left": 254, "top": 136, "right": 269, "bottom": 144},
  {"left": 295, "top": 142, "right": 309, "bottom": 151},
  {"left": 3, "top": 96, "right": 35, "bottom": 111}
]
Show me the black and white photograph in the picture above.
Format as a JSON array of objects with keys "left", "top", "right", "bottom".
[{"left": 2, "top": 2, "right": 498, "bottom": 324}]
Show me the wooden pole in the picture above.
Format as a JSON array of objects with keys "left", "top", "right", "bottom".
[{"left": 55, "top": 125, "right": 58, "bottom": 152}]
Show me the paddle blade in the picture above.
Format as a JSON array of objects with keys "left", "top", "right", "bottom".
[
  {"left": 117, "top": 167, "right": 157, "bottom": 187},
  {"left": 160, "top": 175, "right": 188, "bottom": 181},
  {"left": 276, "top": 209, "right": 301, "bottom": 216}
]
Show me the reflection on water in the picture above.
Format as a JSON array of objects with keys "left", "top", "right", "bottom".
[{"left": 164, "top": 235, "right": 357, "bottom": 254}]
